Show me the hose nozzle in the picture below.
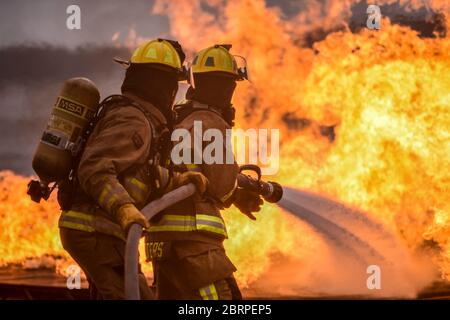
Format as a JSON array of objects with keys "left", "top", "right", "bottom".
[{"left": 237, "top": 165, "right": 283, "bottom": 203}]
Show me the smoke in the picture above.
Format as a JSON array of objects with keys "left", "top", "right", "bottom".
[
  {"left": 286, "top": 0, "right": 447, "bottom": 48},
  {"left": 0, "top": 0, "right": 173, "bottom": 173},
  {"left": 0, "top": 45, "right": 130, "bottom": 173},
  {"left": 0, "top": 0, "right": 168, "bottom": 48}
]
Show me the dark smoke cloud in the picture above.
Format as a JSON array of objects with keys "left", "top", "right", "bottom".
[
  {"left": 278, "top": 0, "right": 447, "bottom": 48},
  {"left": 0, "top": 45, "right": 130, "bottom": 174},
  {"left": 0, "top": 45, "right": 130, "bottom": 85},
  {"left": 0, "top": 44, "right": 189, "bottom": 174},
  {"left": 0, "top": 0, "right": 168, "bottom": 48},
  {"left": 349, "top": 0, "right": 447, "bottom": 38},
  {"left": 0, "top": 0, "right": 171, "bottom": 174}
]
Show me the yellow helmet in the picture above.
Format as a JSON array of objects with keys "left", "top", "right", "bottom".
[
  {"left": 191, "top": 44, "right": 239, "bottom": 77},
  {"left": 114, "top": 38, "right": 185, "bottom": 74}
]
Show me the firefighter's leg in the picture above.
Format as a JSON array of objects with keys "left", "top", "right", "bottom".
[
  {"left": 165, "top": 274, "right": 242, "bottom": 300},
  {"left": 60, "top": 228, "right": 125, "bottom": 299},
  {"left": 151, "top": 241, "right": 241, "bottom": 300},
  {"left": 225, "top": 275, "right": 243, "bottom": 300},
  {"left": 152, "top": 259, "right": 185, "bottom": 300},
  {"left": 195, "top": 276, "right": 242, "bottom": 300},
  {"left": 138, "top": 272, "right": 154, "bottom": 300},
  {"left": 87, "top": 276, "right": 101, "bottom": 299},
  {"left": 60, "top": 228, "right": 152, "bottom": 299},
  {"left": 153, "top": 266, "right": 241, "bottom": 300}
]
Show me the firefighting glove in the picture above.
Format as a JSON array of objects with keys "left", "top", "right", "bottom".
[
  {"left": 233, "top": 188, "right": 264, "bottom": 220},
  {"left": 115, "top": 203, "right": 150, "bottom": 232},
  {"left": 170, "top": 171, "right": 209, "bottom": 194}
]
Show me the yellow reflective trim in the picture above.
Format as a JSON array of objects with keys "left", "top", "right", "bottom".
[
  {"left": 98, "top": 187, "right": 109, "bottom": 205},
  {"left": 98, "top": 185, "right": 121, "bottom": 208},
  {"left": 147, "top": 225, "right": 196, "bottom": 232},
  {"left": 196, "top": 214, "right": 225, "bottom": 225},
  {"left": 210, "top": 284, "right": 219, "bottom": 300},
  {"left": 164, "top": 51, "right": 174, "bottom": 63},
  {"left": 62, "top": 210, "right": 93, "bottom": 221},
  {"left": 196, "top": 224, "right": 227, "bottom": 237},
  {"left": 145, "top": 47, "right": 157, "bottom": 59},
  {"left": 185, "top": 163, "right": 201, "bottom": 172},
  {"left": 123, "top": 178, "right": 147, "bottom": 203},
  {"left": 161, "top": 215, "right": 196, "bottom": 222},
  {"left": 199, "top": 287, "right": 208, "bottom": 300},
  {"left": 129, "top": 177, "right": 148, "bottom": 191},
  {"left": 106, "top": 194, "right": 118, "bottom": 210},
  {"left": 147, "top": 214, "right": 227, "bottom": 236},
  {"left": 199, "top": 284, "right": 218, "bottom": 300},
  {"left": 147, "top": 215, "right": 196, "bottom": 232},
  {"left": 59, "top": 220, "right": 95, "bottom": 233}
]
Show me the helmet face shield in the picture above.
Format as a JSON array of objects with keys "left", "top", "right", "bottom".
[
  {"left": 234, "top": 55, "right": 250, "bottom": 81},
  {"left": 188, "top": 62, "right": 196, "bottom": 89},
  {"left": 179, "top": 61, "right": 189, "bottom": 82}
]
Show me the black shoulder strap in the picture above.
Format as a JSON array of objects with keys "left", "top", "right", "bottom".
[{"left": 113, "top": 95, "right": 172, "bottom": 165}]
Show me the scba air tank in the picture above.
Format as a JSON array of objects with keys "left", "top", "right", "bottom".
[{"left": 32, "top": 77, "right": 100, "bottom": 187}]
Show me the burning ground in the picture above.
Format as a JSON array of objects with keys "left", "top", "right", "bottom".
[{"left": 1, "top": 0, "right": 450, "bottom": 298}]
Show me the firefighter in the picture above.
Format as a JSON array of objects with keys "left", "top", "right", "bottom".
[
  {"left": 57, "top": 39, "right": 208, "bottom": 300},
  {"left": 145, "top": 44, "right": 263, "bottom": 300}
]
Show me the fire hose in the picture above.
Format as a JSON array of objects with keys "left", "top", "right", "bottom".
[
  {"left": 125, "top": 166, "right": 283, "bottom": 300},
  {"left": 125, "top": 183, "right": 197, "bottom": 300}
]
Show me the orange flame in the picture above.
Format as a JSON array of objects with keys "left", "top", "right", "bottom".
[{"left": 0, "top": 0, "right": 449, "bottom": 297}]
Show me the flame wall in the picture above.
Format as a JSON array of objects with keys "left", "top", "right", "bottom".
[
  {"left": 153, "top": 0, "right": 450, "bottom": 295},
  {"left": 0, "top": 0, "right": 449, "bottom": 298}
]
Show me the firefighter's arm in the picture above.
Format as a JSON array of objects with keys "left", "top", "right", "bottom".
[
  {"left": 77, "top": 106, "right": 150, "bottom": 218},
  {"left": 202, "top": 162, "right": 263, "bottom": 219},
  {"left": 192, "top": 113, "right": 263, "bottom": 218},
  {"left": 190, "top": 116, "right": 239, "bottom": 206},
  {"left": 164, "top": 170, "right": 209, "bottom": 194},
  {"left": 201, "top": 160, "right": 263, "bottom": 219}
]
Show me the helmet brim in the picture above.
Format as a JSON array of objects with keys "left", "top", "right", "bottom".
[{"left": 113, "top": 57, "right": 130, "bottom": 68}]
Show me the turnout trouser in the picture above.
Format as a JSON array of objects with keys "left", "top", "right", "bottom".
[
  {"left": 60, "top": 228, "right": 153, "bottom": 300},
  {"left": 148, "top": 240, "right": 242, "bottom": 300}
]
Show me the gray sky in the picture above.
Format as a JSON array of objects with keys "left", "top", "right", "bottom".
[{"left": 0, "top": 0, "right": 170, "bottom": 48}]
